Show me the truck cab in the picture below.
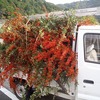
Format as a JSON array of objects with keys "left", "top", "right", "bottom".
[{"left": 76, "top": 25, "right": 100, "bottom": 100}]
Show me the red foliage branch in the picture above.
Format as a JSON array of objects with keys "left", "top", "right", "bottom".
[{"left": 0, "top": 12, "right": 78, "bottom": 94}]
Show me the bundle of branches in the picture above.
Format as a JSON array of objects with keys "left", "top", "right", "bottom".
[{"left": 0, "top": 12, "right": 78, "bottom": 99}]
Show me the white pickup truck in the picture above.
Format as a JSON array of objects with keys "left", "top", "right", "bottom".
[
  {"left": 75, "top": 25, "right": 100, "bottom": 100},
  {"left": 8, "top": 25, "right": 100, "bottom": 100}
]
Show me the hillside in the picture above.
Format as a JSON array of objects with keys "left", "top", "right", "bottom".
[
  {"left": 0, "top": 0, "right": 61, "bottom": 19},
  {"left": 57, "top": 0, "right": 100, "bottom": 10}
]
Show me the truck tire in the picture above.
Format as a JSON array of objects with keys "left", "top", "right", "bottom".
[{"left": 13, "top": 81, "right": 26, "bottom": 100}]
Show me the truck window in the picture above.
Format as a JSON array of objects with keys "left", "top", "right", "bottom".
[{"left": 84, "top": 33, "right": 100, "bottom": 63}]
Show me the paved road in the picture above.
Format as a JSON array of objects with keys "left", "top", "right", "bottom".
[
  {"left": 0, "top": 86, "right": 18, "bottom": 100},
  {"left": 0, "top": 91, "right": 11, "bottom": 100}
]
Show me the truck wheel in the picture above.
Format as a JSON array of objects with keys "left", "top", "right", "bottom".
[{"left": 14, "top": 83, "right": 26, "bottom": 100}]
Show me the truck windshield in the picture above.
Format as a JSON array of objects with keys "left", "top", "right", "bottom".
[{"left": 84, "top": 33, "right": 100, "bottom": 63}]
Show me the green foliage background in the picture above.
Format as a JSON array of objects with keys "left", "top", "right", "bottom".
[{"left": 0, "top": 0, "right": 61, "bottom": 18}]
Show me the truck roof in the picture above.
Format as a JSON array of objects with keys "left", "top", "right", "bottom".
[{"left": 79, "top": 25, "right": 100, "bottom": 30}]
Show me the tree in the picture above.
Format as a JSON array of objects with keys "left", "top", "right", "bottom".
[{"left": 0, "top": 0, "right": 61, "bottom": 19}]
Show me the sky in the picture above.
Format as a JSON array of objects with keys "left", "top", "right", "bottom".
[{"left": 45, "top": 0, "right": 82, "bottom": 4}]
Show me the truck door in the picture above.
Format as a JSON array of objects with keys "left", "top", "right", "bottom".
[{"left": 77, "top": 26, "right": 100, "bottom": 100}]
